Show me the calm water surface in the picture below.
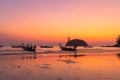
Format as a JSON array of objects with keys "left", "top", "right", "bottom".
[{"left": 0, "top": 46, "right": 120, "bottom": 80}]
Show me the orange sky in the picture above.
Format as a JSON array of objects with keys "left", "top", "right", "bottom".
[{"left": 0, "top": 0, "right": 120, "bottom": 46}]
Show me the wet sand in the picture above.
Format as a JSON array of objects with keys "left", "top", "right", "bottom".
[{"left": 0, "top": 47, "right": 120, "bottom": 80}]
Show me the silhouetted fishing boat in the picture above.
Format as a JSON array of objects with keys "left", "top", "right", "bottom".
[
  {"left": 59, "top": 43, "right": 76, "bottom": 51},
  {"left": 21, "top": 43, "right": 36, "bottom": 52},
  {"left": 59, "top": 37, "right": 89, "bottom": 51},
  {"left": 22, "top": 47, "right": 36, "bottom": 52},
  {"left": 40, "top": 45, "right": 53, "bottom": 48}
]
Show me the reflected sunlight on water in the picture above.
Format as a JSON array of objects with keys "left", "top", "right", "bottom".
[{"left": 0, "top": 46, "right": 120, "bottom": 80}]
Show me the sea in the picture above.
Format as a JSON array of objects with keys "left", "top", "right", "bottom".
[{"left": 0, "top": 46, "right": 120, "bottom": 80}]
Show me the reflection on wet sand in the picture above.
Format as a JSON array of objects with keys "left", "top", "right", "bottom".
[
  {"left": 59, "top": 52, "right": 85, "bottom": 58},
  {"left": 40, "top": 64, "right": 51, "bottom": 69},
  {"left": 57, "top": 59, "right": 79, "bottom": 64},
  {"left": 21, "top": 53, "right": 37, "bottom": 60},
  {"left": 116, "top": 53, "right": 120, "bottom": 59},
  {"left": 59, "top": 53, "right": 85, "bottom": 59},
  {"left": 58, "top": 52, "right": 85, "bottom": 64},
  {"left": 0, "top": 49, "right": 120, "bottom": 80}
]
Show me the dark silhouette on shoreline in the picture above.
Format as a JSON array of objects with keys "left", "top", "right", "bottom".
[
  {"left": 59, "top": 43, "right": 77, "bottom": 51},
  {"left": 113, "top": 35, "right": 120, "bottom": 47},
  {"left": 21, "top": 43, "right": 36, "bottom": 52},
  {"left": 66, "top": 38, "right": 88, "bottom": 47},
  {"left": 101, "top": 35, "right": 120, "bottom": 47},
  {"left": 59, "top": 37, "right": 88, "bottom": 51}
]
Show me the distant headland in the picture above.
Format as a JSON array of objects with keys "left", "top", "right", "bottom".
[
  {"left": 113, "top": 35, "right": 120, "bottom": 47},
  {"left": 102, "top": 35, "right": 120, "bottom": 47}
]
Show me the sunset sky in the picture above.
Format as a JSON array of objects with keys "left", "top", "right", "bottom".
[{"left": 0, "top": 0, "right": 120, "bottom": 46}]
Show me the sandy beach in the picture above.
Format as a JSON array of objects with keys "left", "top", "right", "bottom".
[{"left": 0, "top": 47, "right": 120, "bottom": 80}]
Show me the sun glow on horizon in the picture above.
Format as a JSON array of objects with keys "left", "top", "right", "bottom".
[{"left": 0, "top": 0, "right": 120, "bottom": 46}]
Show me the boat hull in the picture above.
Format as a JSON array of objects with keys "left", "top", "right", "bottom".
[{"left": 60, "top": 46, "right": 76, "bottom": 51}]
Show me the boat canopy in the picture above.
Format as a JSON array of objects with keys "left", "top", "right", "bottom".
[{"left": 66, "top": 39, "right": 88, "bottom": 47}]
